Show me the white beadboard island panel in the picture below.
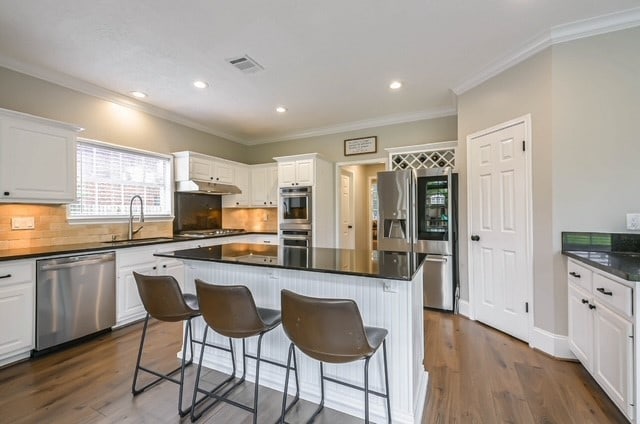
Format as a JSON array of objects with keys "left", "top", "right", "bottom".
[{"left": 182, "top": 260, "right": 427, "bottom": 424}]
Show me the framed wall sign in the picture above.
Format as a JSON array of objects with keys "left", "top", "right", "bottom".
[{"left": 344, "top": 136, "right": 377, "bottom": 156}]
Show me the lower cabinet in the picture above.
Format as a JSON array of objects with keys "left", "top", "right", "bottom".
[
  {"left": 567, "top": 258, "right": 635, "bottom": 421},
  {"left": 594, "top": 302, "right": 634, "bottom": 418},
  {"left": 0, "top": 260, "right": 34, "bottom": 366},
  {"left": 114, "top": 239, "right": 230, "bottom": 326}
]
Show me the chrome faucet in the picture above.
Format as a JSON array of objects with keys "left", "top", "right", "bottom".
[{"left": 128, "top": 195, "right": 145, "bottom": 240}]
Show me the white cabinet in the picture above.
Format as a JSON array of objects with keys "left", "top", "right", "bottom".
[
  {"left": 251, "top": 164, "right": 278, "bottom": 207},
  {"left": 174, "top": 151, "right": 236, "bottom": 184},
  {"left": 567, "top": 258, "right": 635, "bottom": 420},
  {"left": 223, "top": 165, "right": 250, "bottom": 207},
  {"left": 0, "top": 260, "right": 34, "bottom": 366},
  {"left": 115, "top": 243, "right": 189, "bottom": 326},
  {"left": 0, "top": 109, "right": 81, "bottom": 204},
  {"left": 277, "top": 158, "right": 314, "bottom": 187},
  {"left": 568, "top": 283, "right": 594, "bottom": 369},
  {"left": 594, "top": 302, "right": 634, "bottom": 418}
]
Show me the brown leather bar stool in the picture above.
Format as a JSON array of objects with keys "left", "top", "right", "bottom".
[
  {"left": 191, "top": 279, "right": 299, "bottom": 423},
  {"left": 131, "top": 272, "right": 234, "bottom": 417},
  {"left": 279, "top": 289, "right": 391, "bottom": 424}
]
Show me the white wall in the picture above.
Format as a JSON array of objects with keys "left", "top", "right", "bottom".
[
  {"left": 551, "top": 26, "right": 640, "bottom": 333},
  {"left": 457, "top": 49, "right": 554, "bottom": 331},
  {"left": 0, "top": 66, "right": 248, "bottom": 160},
  {"left": 458, "top": 25, "right": 640, "bottom": 336}
]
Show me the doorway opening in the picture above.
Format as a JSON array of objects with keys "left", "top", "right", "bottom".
[{"left": 335, "top": 159, "right": 386, "bottom": 250}]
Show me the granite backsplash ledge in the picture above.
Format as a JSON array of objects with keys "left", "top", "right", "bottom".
[{"left": 562, "top": 232, "right": 640, "bottom": 253}]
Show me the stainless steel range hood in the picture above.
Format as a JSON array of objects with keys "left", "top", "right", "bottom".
[{"left": 175, "top": 179, "right": 242, "bottom": 195}]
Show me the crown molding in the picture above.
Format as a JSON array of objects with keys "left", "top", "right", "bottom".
[
  {"left": 453, "top": 6, "right": 640, "bottom": 95},
  {"left": 246, "top": 107, "right": 457, "bottom": 145},
  {"left": 0, "top": 53, "right": 244, "bottom": 143}
]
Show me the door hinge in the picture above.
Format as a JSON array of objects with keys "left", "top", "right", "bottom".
[
  {"left": 525, "top": 302, "right": 529, "bottom": 313},
  {"left": 522, "top": 140, "right": 526, "bottom": 151}
]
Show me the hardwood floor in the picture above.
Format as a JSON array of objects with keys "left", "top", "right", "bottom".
[
  {"left": 0, "top": 311, "right": 629, "bottom": 423},
  {"left": 423, "top": 311, "right": 628, "bottom": 424}
]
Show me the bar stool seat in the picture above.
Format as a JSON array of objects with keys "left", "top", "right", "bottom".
[
  {"left": 191, "top": 279, "right": 299, "bottom": 423},
  {"left": 280, "top": 289, "right": 391, "bottom": 424}
]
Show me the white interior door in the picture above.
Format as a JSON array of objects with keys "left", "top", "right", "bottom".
[
  {"left": 339, "top": 171, "right": 355, "bottom": 249},
  {"left": 469, "top": 119, "right": 530, "bottom": 342}
]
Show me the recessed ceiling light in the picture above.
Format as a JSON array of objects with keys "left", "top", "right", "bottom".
[
  {"left": 276, "top": 106, "right": 287, "bottom": 113},
  {"left": 130, "top": 91, "right": 147, "bottom": 98},
  {"left": 389, "top": 81, "right": 403, "bottom": 90},
  {"left": 193, "top": 80, "right": 209, "bottom": 89}
]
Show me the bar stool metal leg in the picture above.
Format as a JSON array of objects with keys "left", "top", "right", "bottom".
[
  {"left": 364, "top": 357, "right": 371, "bottom": 424},
  {"left": 279, "top": 343, "right": 301, "bottom": 424},
  {"left": 132, "top": 314, "right": 195, "bottom": 417},
  {"left": 382, "top": 340, "right": 391, "bottom": 423}
]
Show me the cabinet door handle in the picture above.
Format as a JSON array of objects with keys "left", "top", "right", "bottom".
[
  {"left": 581, "top": 299, "right": 589, "bottom": 304},
  {"left": 162, "top": 264, "right": 167, "bottom": 268},
  {"left": 3, "top": 192, "right": 9, "bottom": 196},
  {"left": 0, "top": 274, "right": 11, "bottom": 279},
  {"left": 264, "top": 240, "right": 270, "bottom": 244},
  {"left": 596, "top": 287, "right": 613, "bottom": 296},
  {"left": 569, "top": 271, "right": 581, "bottom": 278},
  {"left": 152, "top": 266, "right": 157, "bottom": 270},
  {"left": 588, "top": 304, "right": 596, "bottom": 310},
  {"left": 471, "top": 235, "right": 480, "bottom": 242}
]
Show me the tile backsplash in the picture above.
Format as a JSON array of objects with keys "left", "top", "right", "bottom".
[
  {"left": 0, "top": 204, "right": 171, "bottom": 250},
  {"left": 222, "top": 208, "right": 277, "bottom": 232}
]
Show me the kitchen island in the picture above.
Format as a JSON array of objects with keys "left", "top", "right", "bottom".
[{"left": 156, "top": 243, "right": 427, "bottom": 424}]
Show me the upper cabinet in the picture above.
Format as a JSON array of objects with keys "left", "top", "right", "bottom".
[
  {"left": 276, "top": 157, "right": 314, "bottom": 187},
  {"left": 222, "top": 164, "right": 250, "bottom": 208},
  {"left": 174, "top": 151, "right": 235, "bottom": 184},
  {"left": 0, "top": 108, "right": 82, "bottom": 204},
  {"left": 250, "top": 164, "right": 278, "bottom": 207}
]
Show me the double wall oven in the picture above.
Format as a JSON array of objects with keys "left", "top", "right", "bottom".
[{"left": 280, "top": 186, "right": 312, "bottom": 247}]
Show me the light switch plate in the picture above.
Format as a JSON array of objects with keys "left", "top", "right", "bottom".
[
  {"left": 627, "top": 213, "right": 640, "bottom": 230},
  {"left": 11, "top": 216, "right": 35, "bottom": 230}
]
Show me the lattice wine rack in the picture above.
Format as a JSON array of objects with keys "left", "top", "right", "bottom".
[{"left": 390, "top": 149, "right": 455, "bottom": 170}]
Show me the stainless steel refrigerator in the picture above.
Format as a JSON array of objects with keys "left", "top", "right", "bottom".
[{"left": 377, "top": 168, "right": 458, "bottom": 311}]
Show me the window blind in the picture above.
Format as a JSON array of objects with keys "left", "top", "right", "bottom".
[{"left": 69, "top": 140, "right": 172, "bottom": 219}]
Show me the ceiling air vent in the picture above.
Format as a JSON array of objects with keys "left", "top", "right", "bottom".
[{"left": 227, "top": 55, "right": 264, "bottom": 73}]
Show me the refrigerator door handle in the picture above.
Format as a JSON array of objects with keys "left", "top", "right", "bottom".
[{"left": 426, "top": 255, "right": 448, "bottom": 263}]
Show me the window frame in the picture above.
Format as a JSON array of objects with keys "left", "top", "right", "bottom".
[{"left": 67, "top": 138, "right": 174, "bottom": 224}]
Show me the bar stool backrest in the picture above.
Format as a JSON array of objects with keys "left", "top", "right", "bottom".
[
  {"left": 133, "top": 272, "right": 199, "bottom": 322},
  {"left": 281, "top": 289, "right": 374, "bottom": 363},
  {"left": 195, "top": 279, "right": 266, "bottom": 338}
]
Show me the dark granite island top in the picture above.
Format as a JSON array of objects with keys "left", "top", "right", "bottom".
[
  {"left": 562, "top": 232, "right": 640, "bottom": 281},
  {"left": 155, "top": 243, "right": 425, "bottom": 281}
]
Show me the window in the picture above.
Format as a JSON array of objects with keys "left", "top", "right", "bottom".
[{"left": 68, "top": 139, "right": 172, "bottom": 220}]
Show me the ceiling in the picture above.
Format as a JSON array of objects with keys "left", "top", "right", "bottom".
[{"left": 0, "top": 1, "right": 638, "bottom": 145}]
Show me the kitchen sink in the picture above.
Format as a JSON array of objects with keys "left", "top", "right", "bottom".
[{"left": 101, "top": 237, "right": 174, "bottom": 246}]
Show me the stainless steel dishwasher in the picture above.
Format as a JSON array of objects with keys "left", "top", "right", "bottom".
[{"left": 36, "top": 251, "right": 116, "bottom": 352}]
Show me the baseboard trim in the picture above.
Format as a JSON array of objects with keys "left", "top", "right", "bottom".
[
  {"left": 531, "top": 326, "right": 576, "bottom": 359},
  {"left": 458, "top": 299, "right": 471, "bottom": 318}
]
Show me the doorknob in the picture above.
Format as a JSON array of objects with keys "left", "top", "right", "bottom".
[{"left": 471, "top": 235, "right": 480, "bottom": 241}]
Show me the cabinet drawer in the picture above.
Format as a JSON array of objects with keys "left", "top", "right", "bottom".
[
  {"left": 568, "top": 260, "right": 592, "bottom": 292},
  {"left": 0, "top": 262, "right": 33, "bottom": 286},
  {"left": 592, "top": 272, "right": 633, "bottom": 318}
]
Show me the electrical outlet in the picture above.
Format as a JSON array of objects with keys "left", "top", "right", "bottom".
[
  {"left": 627, "top": 213, "right": 640, "bottom": 230},
  {"left": 11, "top": 216, "right": 35, "bottom": 230}
]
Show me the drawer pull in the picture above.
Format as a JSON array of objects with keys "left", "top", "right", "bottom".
[
  {"left": 581, "top": 299, "right": 589, "bottom": 304},
  {"left": 0, "top": 273, "right": 11, "bottom": 279},
  {"left": 569, "top": 271, "right": 581, "bottom": 278},
  {"left": 588, "top": 304, "right": 596, "bottom": 310},
  {"left": 596, "top": 287, "right": 613, "bottom": 296}
]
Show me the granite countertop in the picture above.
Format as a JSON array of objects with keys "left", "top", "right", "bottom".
[
  {"left": 155, "top": 243, "right": 426, "bottom": 281},
  {"left": 0, "top": 231, "right": 276, "bottom": 262},
  {"left": 562, "top": 232, "right": 640, "bottom": 281}
]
